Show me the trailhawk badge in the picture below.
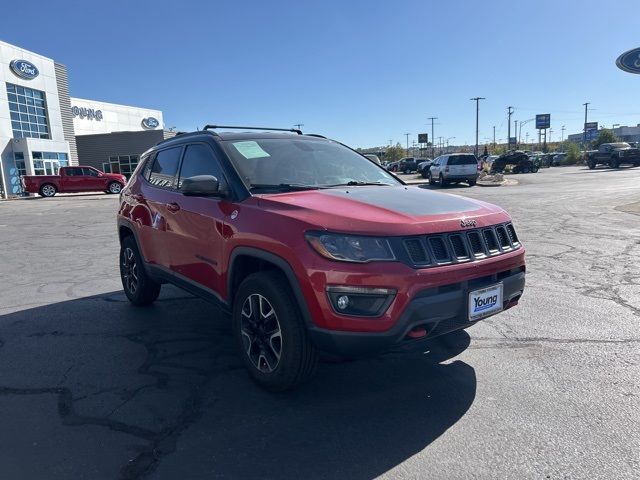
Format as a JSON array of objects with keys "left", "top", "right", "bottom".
[{"left": 460, "top": 218, "right": 477, "bottom": 228}]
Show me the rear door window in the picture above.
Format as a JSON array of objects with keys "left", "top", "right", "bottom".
[
  {"left": 65, "top": 167, "right": 84, "bottom": 176},
  {"left": 148, "top": 147, "right": 183, "bottom": 189}
]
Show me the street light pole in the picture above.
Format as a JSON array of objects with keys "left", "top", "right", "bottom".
[
  {"left": 507, "top": 106, "right": 514, "bottom": 150},
  {"left": 428, "top": 117, "right": 437, "bottom": 158},
  {"left": 471, "top": 97, "right": 485, "bottom": 157},
  {"left": 561, "top": 125, "right": 565, "bottom": 143},
  {"left": 405, "top": 133, "right": 410, "bottom": 157}
]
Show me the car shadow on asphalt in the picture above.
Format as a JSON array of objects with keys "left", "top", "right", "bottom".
[
  {"left": 0, "top": 288, "right": 476, "bottom": 479},
  {"left": 568, "top": 165, "right": 638, "bottom": 174}
]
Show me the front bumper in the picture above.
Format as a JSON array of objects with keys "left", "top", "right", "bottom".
[{"left": 308, "top": 266, "right": 525, "bottom": 356}]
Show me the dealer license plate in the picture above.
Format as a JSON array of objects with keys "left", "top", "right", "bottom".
[{"left": 468, "top": 283, "right": 503, "bottom": 321}]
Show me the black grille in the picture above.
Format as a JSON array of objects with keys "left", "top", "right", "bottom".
[
  {"left": 483, "top": 229, "right": 499, "bottom": 251},
  {"left": 450, "top": 235, "right": 468, "bottom": 259},
  {"left": 404, "top": 239, "right": 428, "bottom": 264},
  {"left": 401, "top": 223, "right": 520, "bottom": 268},
  {"left": 496, "top": 226, "right": 510, "bottom": 249},
  {"left": 429, "top": 237, "right": 449, "bottom": 262},
  {"left": 506, "top": 224, "right": 519, "bottom": 245},
  {"left": 467, "top": 231, "right": 484, "bottom": 256}
]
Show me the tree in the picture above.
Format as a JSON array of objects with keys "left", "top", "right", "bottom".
[
  {"left": 562, "top": 142, "right": 582, "bottom": 165},
  {"left": 383, "top": 143, "right": 405, "bottom": 162},
  {"left": 591, "top": 129, "right": 617, "bottom": 149}
]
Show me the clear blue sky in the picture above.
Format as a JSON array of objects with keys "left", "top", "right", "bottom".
[{"left": 4, "top": 0, "right": 640, "bottom": 148}]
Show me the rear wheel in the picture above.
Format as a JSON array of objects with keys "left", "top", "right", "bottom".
[
  {"left": 120, "top": 236, "right": 161, "bottom": 306},
  {"left": 233, "top": 271, "right": 318, "bottom": 391},
  {"left": 468, "top": 179, "right": 476, "bottom": 186},
  {"left": 587, "top": 161, "right": 596, "bottom": 170},
  {"left": 39, "top": 184, "right": 57, "bottom": 197},
  {"left": 108, "top": 181, "right": 123, "bottom": 194}
]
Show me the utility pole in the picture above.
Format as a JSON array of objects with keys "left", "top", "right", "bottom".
[
  {"left": 428, "top": 117, "right": 437, "bottom": 158},
  {"left": 437, "top": 136, "right": 443, "bottom": 155},
  {"left": 582, "top": 102, "right": 590, "bottom": 149},
  {"left": 470, "top": 97, "right": 485, "bottom": 157},
  {"left": 561, "top": 125, "right": 565, "bottom": 144},
  {"left": 404, "top": 133, "right": 410, "bottom": 157},
  {"left": 294, "top": 123, "right": 304, "bottom": 131},
  {"left": 507, "top": 106, "right": 514, "bottom": 151}
]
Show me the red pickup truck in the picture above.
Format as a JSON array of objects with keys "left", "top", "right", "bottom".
[{"left": 22, "top": 166, "right": 127, "bottom": 197}]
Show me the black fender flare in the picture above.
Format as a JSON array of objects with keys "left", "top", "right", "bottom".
[{"left": 227, "top": 247, "right": 314, "bottom": 329}]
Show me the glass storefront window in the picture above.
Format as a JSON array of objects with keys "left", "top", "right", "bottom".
[
  {"left": 31, "top": 152, "right": 69, "bottom": 175},
  {"left": 6, "top": 83, "right": 50, "bottom": 139}
]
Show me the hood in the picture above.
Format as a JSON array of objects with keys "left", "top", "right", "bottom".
[{"left": 257, "top": 185, "right": 509, "bottom": 236}]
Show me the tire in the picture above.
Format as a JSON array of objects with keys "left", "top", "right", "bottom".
[
  {"left": 587, "top": 161, "right": 595, "bottom": 170},
  {"left": 439, "top": 174, "right": 447, "bottom": 186},
  {"left": 427, "top": 172, "right": 434, "bottom": 184},
  {"left": 403, "top": 169, "right": 409, "bottom": 174},
  {"left": 532, "top": 166, "right": 539, "bottom": 173},
  {"left": 233, "top": 271, "right": 318, "bottom": 391},
  {"left": 39, "top": 184, "right": 57, "bottom": 197},
  {"left": 610, "top": 157, "right": 620, "bottom": 169},
  {"left": 108, "top": 181, "right": 123, "bottom": 194},
  {"left": 522, "top": 167, "right": 530, "bottom": 174},
  {"left": 120, "top": 236, "right": 161, "bottom": 306},
  {"left": 468, "top": 180, "right": 476, "bottom": 187}
]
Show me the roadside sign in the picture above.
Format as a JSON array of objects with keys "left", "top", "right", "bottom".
[
  {"left": 585, "top": 129, "right": 598, "bottom": 141},
  {"left": 418, "top": 133, "right": 428, "bottom": 144},
  {"left": 584, "top": 122, "right": 598, "bottom": 130},
  {"left": 616, "top": 47, "right": 640, "bottom": 74},
  {"left": 536, "top": 114, "right": 551, "bottom": 129},
  {"left": 509, "top": 137, "right": 517, "bottom": 146}
]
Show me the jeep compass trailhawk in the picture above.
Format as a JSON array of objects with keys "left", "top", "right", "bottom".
[{"left": 117, "top": 125, "right": 526, "bottom": 391}]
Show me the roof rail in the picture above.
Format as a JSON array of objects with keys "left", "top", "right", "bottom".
[
  {"left": 305, "top": 133, "right": 327, "bottom": 139},
  {"left": 154, "top": 130, "right": 215, "bottom": 146},
  {"left": 202, "top": 125, "right": 303, "bottom": 135}
]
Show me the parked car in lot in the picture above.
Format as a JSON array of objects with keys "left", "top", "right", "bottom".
[
  {"left": 428, "top": 153, "right": 479, "bottom": 186},
  {"left": 552, "top": 153, "right": 566, "bottom": 166},
  {"left": 22, "top": 166, "right": 127, "bottom": 197},
  {"left": 490, "top": 151, "right": 538, "bottom": 174},
  {"left": 363, "top": 154, "right": 381, "bottom": 165},
  {"left": 117, "top": 126, "right": 526, "bottom": 391},
  {"left": 585, "top": 142, "right": 640, "bottom": 169},
  {"left": 388, "top": 157, "right": 421, "bottom": 173},
  {"left": 418, "top": 159, "right": 433, "bottom": 178}
]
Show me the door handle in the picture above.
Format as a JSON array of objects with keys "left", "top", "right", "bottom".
[{"left": 166, "top": 202, "right": 181, "bottom": 213}]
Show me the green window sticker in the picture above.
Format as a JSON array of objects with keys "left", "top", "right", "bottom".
[{"left": 232, "top": 141, "right": 271, "bottom": 159}]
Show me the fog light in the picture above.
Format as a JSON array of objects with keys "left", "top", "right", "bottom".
[
  {"left": 326, "top": 286, "right": 397, "bottom": 317},
  {"left": 337, "top": 295, "right": 350, "bottom": 310}
]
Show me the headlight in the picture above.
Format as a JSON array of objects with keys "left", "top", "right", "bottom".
[{"left": 305, "top": 232, "right": 395, "bottom": 263}]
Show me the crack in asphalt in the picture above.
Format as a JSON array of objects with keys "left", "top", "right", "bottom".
[{"left": 0, "top": 320, "right": 243, "bottom": 480}]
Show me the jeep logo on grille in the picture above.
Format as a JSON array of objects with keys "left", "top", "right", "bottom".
[{"left": 460, "top": 219, "right": 476, "bottom": 228}]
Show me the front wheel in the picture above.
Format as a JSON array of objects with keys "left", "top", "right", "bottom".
[
  {"left": 120, "top": 236, "right": 161, "bottom": 306},
  {"left": 587, "top": 161, "right": 595, "bottom": 170},
  {"left": 39, "top": 184, "right": 57, "bottom": 197},
  {"left": 233, "top": 271, "right": 318, "bottom": 391},
  {"left": 439, "top": 174, "right": 447, "bottom": 186},
  {"left": 108, "top": 181, "right": 123, "bottom": 194},
  {"left": 468, "top": 180, "right": 476, "bottom": 187}
]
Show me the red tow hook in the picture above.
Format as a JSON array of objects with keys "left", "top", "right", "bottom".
[{"left": 407, "top": 327, "right": 427, "bottom": 339}]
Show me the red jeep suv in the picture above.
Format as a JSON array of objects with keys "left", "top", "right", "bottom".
[{"left": 117, "top": 126, "right": 526, "bottom": 391}]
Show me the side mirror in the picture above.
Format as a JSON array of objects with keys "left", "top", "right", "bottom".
[{"left": 180, "top": 175, "right": 225, "bottom": 197}]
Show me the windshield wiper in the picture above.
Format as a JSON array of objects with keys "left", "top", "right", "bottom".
[
  {"left": 325, "top": 181, "right": 394, "bottom": 187},
  {"left": 249, "top": 183, "right": 320, "bottom": 192}
]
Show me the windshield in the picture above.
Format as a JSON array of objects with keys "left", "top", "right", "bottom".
[{"left": 222, "top": 137, "right": 401, "bottom": 190}]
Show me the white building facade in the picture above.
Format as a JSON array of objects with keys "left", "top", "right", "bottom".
[{"left": 0, "top": 40, "right": 164, "bottom": 198}]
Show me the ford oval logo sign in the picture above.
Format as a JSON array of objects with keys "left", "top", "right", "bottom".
[
  {"left": 616, "top": 48, "right": 640, "bottom": 74},
  {"left": 10, "top": 59, "right": 39, "bottom": 80},
  {"left": 142, "top": 117, "right": 160, "bottom": 129}
]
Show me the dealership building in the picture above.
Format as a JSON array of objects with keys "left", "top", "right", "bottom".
[{"left": 0, "top": 40, "right": 171, "bottom": 198}]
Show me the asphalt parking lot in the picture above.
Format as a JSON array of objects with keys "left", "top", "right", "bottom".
[{"left": 1, "top": 165, "right": 639, "bottom": 480}]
